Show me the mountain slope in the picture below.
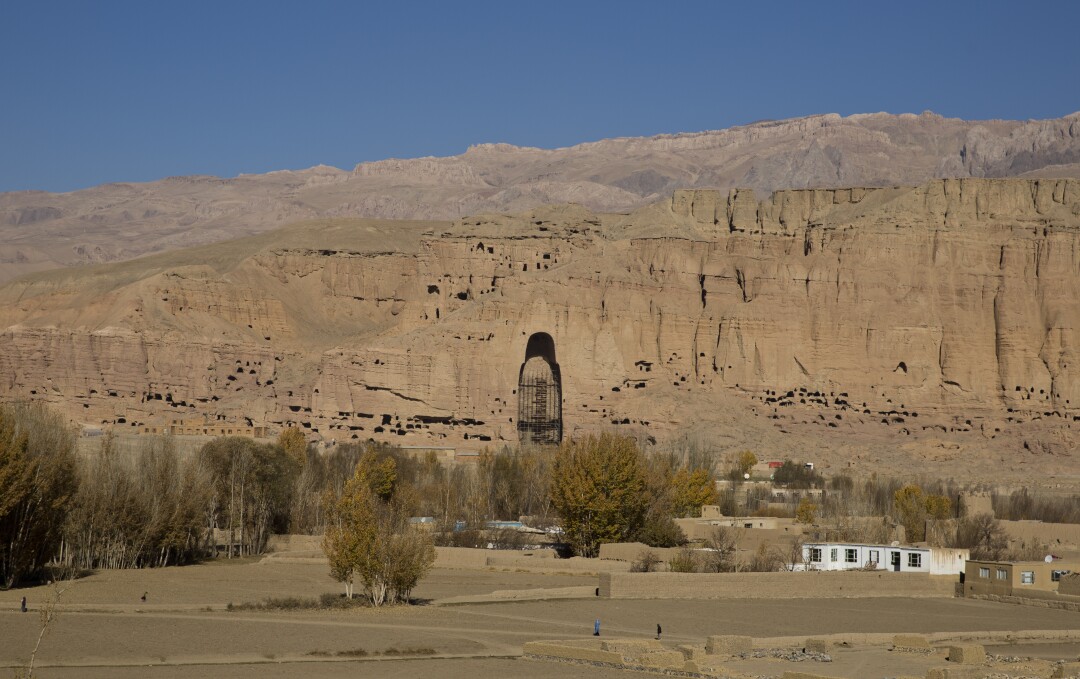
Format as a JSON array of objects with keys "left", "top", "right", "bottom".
[{"left": 2, "top": 110, "right": 1078, "bottom": 283}]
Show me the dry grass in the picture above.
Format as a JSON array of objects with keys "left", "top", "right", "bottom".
[{"left": 227, "top": 593, "right": 368, "bottom": 611}]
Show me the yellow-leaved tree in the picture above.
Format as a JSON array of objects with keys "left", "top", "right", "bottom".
[
  {"left": 669, "top": 467, "right": 719, "bottom": 518},
  {"left": 322, "top": 472, "right": 376, "bottom": 600},
  {"left": 893, "top": 485, "right": 952, "bottom": 543},
  {"left": 277, "top": 427, "right": 308, "bottom": 466},
  {"left": 795, "top": 497, "right": 819, "bottom": 524},
  {"left": 322, "top": 453, "right": 434, "bottom": 606},
  {"left": 734, "top": 450, "right": 758, "bottom": 478},
  {"left": 550, "top": 434, "right": 648, "bottom": 557}
]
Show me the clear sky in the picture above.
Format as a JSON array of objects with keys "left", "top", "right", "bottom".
[{"left": 2, "top": 0, "right": 1078, "bottom": 193}]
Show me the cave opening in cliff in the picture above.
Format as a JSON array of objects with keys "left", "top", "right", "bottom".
[{"left": 517, "top": 332, "right": 563, "bottom": 445}]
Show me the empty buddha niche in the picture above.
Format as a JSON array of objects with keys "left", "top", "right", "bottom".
[{"left": 517, "top": 332, "right": 562, "bottom": 445}]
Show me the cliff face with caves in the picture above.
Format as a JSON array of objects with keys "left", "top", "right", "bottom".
[{"left": 2, "top": 178, "right": 1079, "bottom": 483}]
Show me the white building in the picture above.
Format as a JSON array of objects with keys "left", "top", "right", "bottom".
[{"left": 798, "top": 543, "right": 968, "bottom": 575}]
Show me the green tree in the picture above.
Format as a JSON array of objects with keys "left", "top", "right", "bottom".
[{"left": 549, "top": 434, "right": 648, "bottom": 557}]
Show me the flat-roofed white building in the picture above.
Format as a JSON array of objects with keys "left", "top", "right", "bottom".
[{"left": 798, "top": 542, "right": 968, "bottom": 575}]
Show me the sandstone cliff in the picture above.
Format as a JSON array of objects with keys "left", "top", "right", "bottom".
[
  {"left": 2, "top": 178, "right": 1080, "bottom": 484},
  {"left": 2, "top": 111, "right": 1079, "bottom": 283}
]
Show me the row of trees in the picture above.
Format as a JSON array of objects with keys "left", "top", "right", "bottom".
[
  {"left": 55, "top": 433, "right": 301, "bottom": 574},
  {"left": 63, "top": 434, "right": 211, "bottom": 570},
  {"left": 0, "top": 403, "right": 308, "bottom": 586},
  {"left": 5, "top": 398, "right": 1077, "bottom": 588},
  {"left": 0, "top": 404, "right": 77, "bottom": 588}
]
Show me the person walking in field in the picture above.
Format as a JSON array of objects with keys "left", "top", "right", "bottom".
[
  {"left": 594, "top": 618, "right": 601, "bottom": 636},
  {"left": 20, "top": 597, "right": 27, "bottom": 613},
  {"left": 656, "top": 623, "right": 662, "bottom": 640}
]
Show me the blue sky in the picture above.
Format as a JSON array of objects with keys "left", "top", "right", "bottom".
[{"left": 2, "top": 0, "right": 1078, "bottom": 193}]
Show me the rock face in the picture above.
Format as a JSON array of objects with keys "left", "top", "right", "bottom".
[
  {"left": 2, "top": 111, "right": 1079, "bottom": 283},
  {"left": 2, "top": 178, "right": 1080, "bottom": 484}
]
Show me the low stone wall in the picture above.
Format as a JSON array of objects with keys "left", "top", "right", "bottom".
[
  {"left": 597, "top": 542, "right": 678, "bottom": 563},
  {"left": 1060, "top": 573, "right": 1080, "bottom": 596},
  {"left": 1000, "top": 520, "right": 1080, "bottom": 549},
  {"left": 435, "top": 547, "right": 630, "bottom": 573},
  {"left": 522, "top": 641, "right": 625, "bottom": 665},
  {"left": 969, "top": 591, "right": 1080, "bottom": 612},
  {"left": 434, "top": 547, "right": 490, "bottom": 569},
  {"left": 599, "top": 570, "right": 956, "bottom": 599}
]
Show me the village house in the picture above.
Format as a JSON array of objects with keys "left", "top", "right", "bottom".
[
  {"left": 798, "top": 542, "right": 969, "bottom": 575},
  {"left": 963, "top": 558, "right": 1079, "bottom": 597}
]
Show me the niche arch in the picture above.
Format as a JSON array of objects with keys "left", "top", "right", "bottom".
[{"left": 517, "top": 332, "right": 563, "bottom": 445}]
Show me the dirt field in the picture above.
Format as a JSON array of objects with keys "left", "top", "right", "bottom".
[{"left": 2, "top": 558, "right": 1079, "bottom": 678}]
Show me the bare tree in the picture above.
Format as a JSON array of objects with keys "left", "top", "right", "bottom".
[
  {"left": 784, "top": 535, "right": 807, "bottom": 571},
  {"left": 949, "top": 512, "right": 1010, "bottom": 560},
  {"left": 701, "top": 526, "right": 744, "bottom": 573},
  {"left": 15, "top": 582, "right": 68, "bottom": 679},
  {"left": 747, "top": 542, "right": 785, "bottom": 572},
  {"left": 667, "top": 547, "right": 699, "bottom": 573},
  {"left": 631, "top": 549, "right": 662, "bottom": 573}
]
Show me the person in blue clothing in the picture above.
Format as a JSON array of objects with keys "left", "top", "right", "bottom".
[{"left": 593, "top": 618, "right": 600, "bottom": 636}]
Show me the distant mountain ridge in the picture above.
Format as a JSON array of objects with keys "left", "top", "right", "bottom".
[{"left": 1, "top": 110, "right": 1078, "bottom": 283}]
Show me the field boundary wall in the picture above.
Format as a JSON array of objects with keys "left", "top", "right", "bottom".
[{"left": 599, "top": 571, "right": 956, "bottom": 599}]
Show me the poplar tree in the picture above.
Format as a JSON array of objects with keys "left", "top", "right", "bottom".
[
  {"left": 669, "top": 467, "right": 719, "bottom": 518},
  {"left": 550, "top": 433, "right": 648, "bottom": 557},
  {"left": 322, "top": 455, "right": 435, "bottom": 605},
  {"left": 0, "top": 404, "right": 78, "bottom": 588}
]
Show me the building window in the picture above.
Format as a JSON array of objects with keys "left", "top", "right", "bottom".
[
  {"left": 996, "top": 569, "right": 1008, "bottom": 580},
  {"left": 1052, "top": 570, "right": 1071, "bottom": 582},
  {"left": 979, "top": 567, "right": 990, "bottom": 578},
  {"left": 869, "top": 550, "right": 879, "bottom": 564},
  {"left": 809, "top": 548, "right": 822, "bottom": 563},
  {"left": 830, "top": 548, "right": 838, "bottom": 562},
  {"left": 845, "top": 548, "right": 858, "bottom": 563},
  {"left": 907, "top": 553, "right": 922, "bottom": 568},
  {"left": 1020, "top": 571, "right": 1034, "bottom": 585}
]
